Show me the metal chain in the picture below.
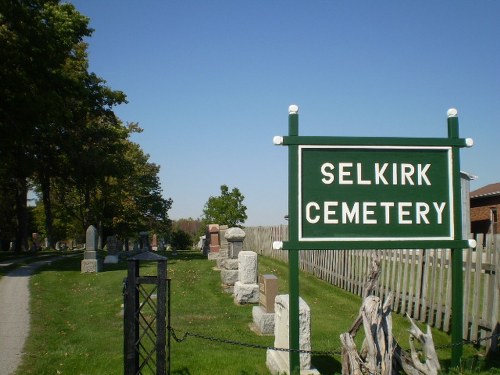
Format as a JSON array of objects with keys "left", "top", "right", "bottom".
[
  {"left": 434, "top": 332, "right": 500, "bottom": 350},
  {"left": 168, "top": 326, "right": 343, "bottom": 356},
  {"left": 169, "top": 326, "right": 500, "bottom": 356}
]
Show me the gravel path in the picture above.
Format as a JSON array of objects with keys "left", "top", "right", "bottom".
[{"left": 0, "top": 257, "right": 70, "bottom": 375}]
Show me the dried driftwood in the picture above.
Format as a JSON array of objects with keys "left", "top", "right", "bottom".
[{"left": 340, "top": 252, "right": 440, "bottom": 375}]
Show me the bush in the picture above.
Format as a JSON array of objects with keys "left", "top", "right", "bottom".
[{"left": 170, "top": 229, "right": 192, "bottom": 250}]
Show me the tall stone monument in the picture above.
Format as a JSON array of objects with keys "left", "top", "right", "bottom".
[
  {"left": 207, "top": 224, "right": 220, "bottom": 260},
  {"left": 81, "top": 225, "right": 102, "bottom": 273},
  {"left": 220, "top": 227, "right": 246, "bottom": 293}
]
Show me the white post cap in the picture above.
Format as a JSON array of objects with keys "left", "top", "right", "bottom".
[
  {"left": 288, "top": 104, "right": 299, "bottom": 114},
  {"left": 273, "top": 136, "right": 284, "bottom": 145},
  {"left": 272, "top": 241, "right": 283, "bottom": 250},
  {"left": 447, "top": 108, "right": 458, "bottom": 118}
]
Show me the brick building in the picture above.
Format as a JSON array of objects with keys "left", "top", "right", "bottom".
[{"left": 470, "top": 182, "right": 500, "bottom": 234}]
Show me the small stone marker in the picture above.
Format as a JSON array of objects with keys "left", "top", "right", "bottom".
[
  {"left": 252, "top": 274, "right": 278, "bottom": 335},
  {"left": 266, "top": 295, "right": 319, "bottom": 375},
  {"left": 259, "top": 274, "right": 278, "bottom": 313},
  {"left": 81, "top": 225, "right": 103, "bottom": 273}
]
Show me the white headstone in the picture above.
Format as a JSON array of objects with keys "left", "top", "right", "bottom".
[
  {"left": 266, "top": 295, "right": 319, "bottom": 375},
  {"left": 238, "top": 251, "right": 257, "bottom": 284}
]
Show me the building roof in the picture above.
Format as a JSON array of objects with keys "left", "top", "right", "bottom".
[{"left": 470, "top": 182, "right": 500, "bottom": 199}]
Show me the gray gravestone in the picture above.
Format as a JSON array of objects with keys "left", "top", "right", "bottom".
[
  {"left": 104, "top": 235, "right": 120, "bottom": 264},
  {"left": 81, "top": 225, "right": 102, "bottom": 273},
  {"left": 225, "top": 227, "right": 246, "bottom": 259},
  {"left": 139, "top": 231, "right": 149, "bottom": 251}
]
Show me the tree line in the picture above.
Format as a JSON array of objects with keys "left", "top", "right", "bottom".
[{"left": 0, "top": 1, "right": 172, "bottom": 251}]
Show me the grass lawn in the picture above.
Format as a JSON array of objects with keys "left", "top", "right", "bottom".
[{"left": 8, "top": 249, "right": 499, "bottom": 374}]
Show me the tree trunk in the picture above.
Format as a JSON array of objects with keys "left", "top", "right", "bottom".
[
  {"left": 340, "top": 252, "right": 441, "bottom": 375},
  {"left": 14, "top": 176, "right": 29, "bottom": 252},
  {"left": 41, "top": 175, "right": 54, "bottom": 249}
]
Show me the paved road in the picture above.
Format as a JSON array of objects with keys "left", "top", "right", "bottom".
[{"left": 0, "top": 256, "right": 70, "bottom": 375}]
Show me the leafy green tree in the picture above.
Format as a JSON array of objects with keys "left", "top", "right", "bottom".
[
  {"left": 0, "top": 0, "right": 92, "bottom": 250},
  {"left": 38, "top": 133, "right": 172, "bottom": 243},
  {"left": 202, "top": 184, "right": 247, "bottom": 228},
  {"left": 0, "top": 1, "right": 173, "bottom": 249}
]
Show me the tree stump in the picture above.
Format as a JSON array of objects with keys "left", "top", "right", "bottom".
[{"left": 340, "top": 252, "right": 440, "bottom": 375}]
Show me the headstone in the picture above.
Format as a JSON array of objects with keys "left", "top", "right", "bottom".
[
  {"left": 152, "top": 234, "right": 158, "bottom": 251},
  {"left": 81, "top": 225, "right": 102, "bottom": 273},
  {"left": 266, "top": 295, "right": 319, "bottom": 375},
  {"left": 97, "top": 225, "right": 103, "bottom": 250},
  {"left": 225, "top": 227, "right": 245, "bottom": 259},
  {"left": 86, "top": 226, "right": 97, "bottom": 251},
  {"left": 104, "top": 235, "right": 120, "bottom": 264},
  {"left": 197, "top": 235, "right": 205, "bottom": 252},
  {"left": 32, "top": 233, "right": 40, "bottom": 251},
  {"left": 216, "top": 225, "right": 229, "bottom": 267},
  {"left": 207, "top": 224, "right": 220, "bottom": 259},
  {"left": 234, "top": 251, "right": 259, "bottom": 304},
  {"left": 220, "top": 258, "right": 239, "bottom": 293},
  {"left": 252, "top": 274, "right": 278, "bottom": 335},
  {"left": 259, "top": 274, "right": 278, "bottom": 313},
  {"left": 252, "top": 305, "right": 275, "bottom": 336},
  {"left": 139, "top": 231, "right": 149, "bottom": 251}
]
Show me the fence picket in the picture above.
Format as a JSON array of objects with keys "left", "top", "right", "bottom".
[{"left": 243, "top": 226, "right": 498, "bottom": 346}]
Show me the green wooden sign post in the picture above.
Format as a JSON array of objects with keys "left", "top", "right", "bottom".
[{"left": 274, "top": 105, "right": 475, "bottom": 372}]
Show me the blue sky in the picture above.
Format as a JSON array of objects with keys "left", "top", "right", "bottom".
[{"left": 70, "top": 1, "right": 499, "bottom": 226}]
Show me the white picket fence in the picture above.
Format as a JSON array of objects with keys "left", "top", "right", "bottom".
[{"left": 244, "top": 225, "right": 499, "bottom": 350}]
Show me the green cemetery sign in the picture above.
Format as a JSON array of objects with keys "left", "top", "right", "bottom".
[
  {"left": 274, "top": 105, "right": 475, "bottom": 373},
  {"left": 276, "top": 121, "right": 473, "bottom": 250},
  {"left": 299, "top": 145, "right": 453, "bottom": 242}
]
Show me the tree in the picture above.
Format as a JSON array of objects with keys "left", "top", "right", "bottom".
[
  {"left": 0, "top": 0, "right": 92, "bottom": 250},
  {"left": 0, "top": 1, "right": 173, "bottom": 249},
  {"left": 36, "top": 133, "right": 173, "bottom": 243},
  {"left": 202, "top": 184, "right": 247, "bottom": 228}
]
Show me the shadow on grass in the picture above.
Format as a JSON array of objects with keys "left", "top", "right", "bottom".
[
  {"left": 22, "top": 249, "right": 207, "bottom": 275},
  {"left": 312, "top": 354, "right": 342, "bottom": 374},
  {"left": 172, "top": 367, "right": 191, "bottom": 375},
  {"left": 166, "top": 249, "right": 208, "bottom": 261}
]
